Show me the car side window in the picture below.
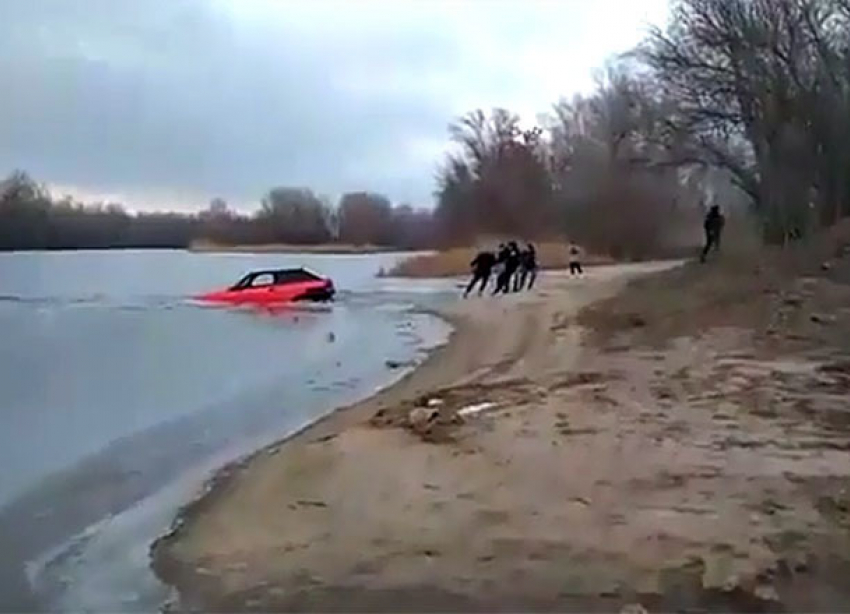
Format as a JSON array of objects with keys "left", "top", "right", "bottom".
[{"left": 250, "top": 273, "right": 275, "bottom": 287}]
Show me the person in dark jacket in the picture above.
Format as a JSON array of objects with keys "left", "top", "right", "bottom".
[
  {"left": 514, "top": 242, "right": 537, "bottom": 291},
  {"left": 513, "top": 244, "right": 526, "bottom": 292},
  {"left": 522, "top": 243, "right": 538, "bottom": 290},
  {"left": 464, "top": 249, "right": 496, "bottom": 297},
  {"left": 492, "top": 243, "right": 512, "bottom": 294},
  {"left": 496, "top": 241, "right": 521, "bottom": 294},
  {"left": 700, "top": 205, "right": 725, "bottom": 263}
]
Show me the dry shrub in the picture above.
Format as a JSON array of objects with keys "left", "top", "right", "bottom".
[{"left": 576, "top": 252, "right": 781, "bottom": 345}]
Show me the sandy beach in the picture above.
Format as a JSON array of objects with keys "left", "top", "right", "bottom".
[{"left": 153, "top": 259, "right": 850, "bottom": 612}]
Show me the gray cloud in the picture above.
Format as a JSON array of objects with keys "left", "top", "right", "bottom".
[{"left": 0, "top": 0, "right": 667, "bottom": 211}]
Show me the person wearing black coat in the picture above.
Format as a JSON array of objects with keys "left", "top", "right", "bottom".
[
  {"left": 518, "top": 243, "right": 538, "bottom": 290},
  {"left": 700, "top": 205, "right": 725, "bottom": 263},
  {"left": 494, "top": 242, "right": 521, "bottom": 294},
  {"left": 464, "top": 249, "right": 496, "bottom": 297}
]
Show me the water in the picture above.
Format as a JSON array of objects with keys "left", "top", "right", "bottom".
[{"left": 0, "top": 250, "right": 454, "bottom": 611}]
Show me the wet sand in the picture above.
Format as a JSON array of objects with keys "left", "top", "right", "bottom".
[{"left": 152, "top": 260, "right": 850, "bottom": 612}]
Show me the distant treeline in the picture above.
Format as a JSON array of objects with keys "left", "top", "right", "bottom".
[{"left": 0, "top": 173, "right": 436, "bottom": 251}]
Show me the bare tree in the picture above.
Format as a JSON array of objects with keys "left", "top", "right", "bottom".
[
  {"left": 435, "top": 108, "right": 554, "bottom": 244},
  {"left": 337, "top": 192, "right": 393, "bottom": 245},
  {"left": 642, "top": 0, "right": 850, "bottom": 242},
  {"left": 258, "top": 187, "right": 332, "bottom": 244},
  {"left": 544, "top": 64, "right": 700, "bottom": 259}
]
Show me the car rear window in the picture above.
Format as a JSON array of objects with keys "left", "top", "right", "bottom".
[{"left": 274, "top": 270, "right": 319, "bottom": 284}]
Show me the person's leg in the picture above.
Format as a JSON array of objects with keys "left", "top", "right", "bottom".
[
  {"left": 477, "top": 273, "right": 490, "bottom": 296},
  {"left": 577, "top": 262, "right": 583, "bottom": 275},
  {"left": 569, "top": 262, "right": 576, "bottom": 275},
  {"left": 527, "top": 268, "right": 537, "bottom": 289},
  {"left": 700, "top": 231, "right": 712, "bottom": 263},
  {"left": 464, "top": 274, "right": 478, "bottom": 298},
  {"left": 492, "top": 272, "right": 505, "bottom": 295},
  {"left": 476, "top": 273, "right": 487, "bottom": 294},
  {"left": 477, "top": 272, "right": 490, "bottom": 296},
  {"left": 705, "top": 234, "right": 719, "bottom": 260}
]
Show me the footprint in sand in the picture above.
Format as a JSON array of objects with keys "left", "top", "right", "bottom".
[{"left": 476, "top": 509, "right": 510, "bottom": 525}]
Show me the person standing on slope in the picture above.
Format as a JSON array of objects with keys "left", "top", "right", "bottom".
[{"left": 700, "top": 205, "right": 725, "bottom": 263}]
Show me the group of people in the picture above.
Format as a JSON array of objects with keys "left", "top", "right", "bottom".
[
  {"left": 463, "top": 242, "right": 584, "bottom": 298},
  {"left": 464, "top": 241, "right": 536, "bottom": 298},
  {"left": 462, "top": 204, "right": 726, "bottom": 300}
]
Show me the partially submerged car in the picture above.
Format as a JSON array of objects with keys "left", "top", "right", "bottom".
[{"left": 197, "top": 268, "right": 335, "bottom": 305}]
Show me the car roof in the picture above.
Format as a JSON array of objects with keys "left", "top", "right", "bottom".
[{"left": 245, "top": 267, "right": 323, "bottom": 278}]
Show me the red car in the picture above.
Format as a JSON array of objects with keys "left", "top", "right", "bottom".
[{"left": 197, "top": 268, "right": 335, "bottom": 306}]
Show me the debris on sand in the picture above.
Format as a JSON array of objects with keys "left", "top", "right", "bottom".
[
  {"left": 810, "top": 313, "right": 836, "bottom": 324},
  {"left": 753, "top": 584, "right": 780, "bottom": 602},
  {"left": 408, "top": 406, "right": 440, "bottom": 433},
  {"left": 457, "top": 401, "right": 497, "bottom": 417},
  {"left": 295, "top": 499, "right": 328, "bottom": 508}
]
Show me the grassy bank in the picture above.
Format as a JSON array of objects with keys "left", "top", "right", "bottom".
[
  {"left": 385, "top": 242, "right": 614, "bottom": 277},
  {"left": 578, "top": 219, "right": 850, "bottom": 346}
]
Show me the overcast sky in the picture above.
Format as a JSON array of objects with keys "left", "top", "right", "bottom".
[{"left": 0, "top": 0, "right": 669, "bottom": 212}]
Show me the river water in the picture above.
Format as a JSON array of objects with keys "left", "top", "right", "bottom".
[{"left": 0, "top": 250, "right": 453, "bottom": 611}]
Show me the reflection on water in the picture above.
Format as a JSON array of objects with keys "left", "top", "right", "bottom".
[{"left": 0, "top": 249, "right": 453, "bottom": 611}]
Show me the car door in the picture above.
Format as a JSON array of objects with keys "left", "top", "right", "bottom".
[{"left": 238, "top": 272, "right": 276, "bottom": 303}]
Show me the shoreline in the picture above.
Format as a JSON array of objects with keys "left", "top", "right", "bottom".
[
  {"left": 150, "top": 304, "right": 466, "bottom": 592},
  {"left": 151, "top": 305, "right": 461, "bottom": 540},
  {"left": 150, "top": 307, "right": 463, "bottom": 572},
  {"left": 150, "top": 263, "right": 674, "bottom": 609}
]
